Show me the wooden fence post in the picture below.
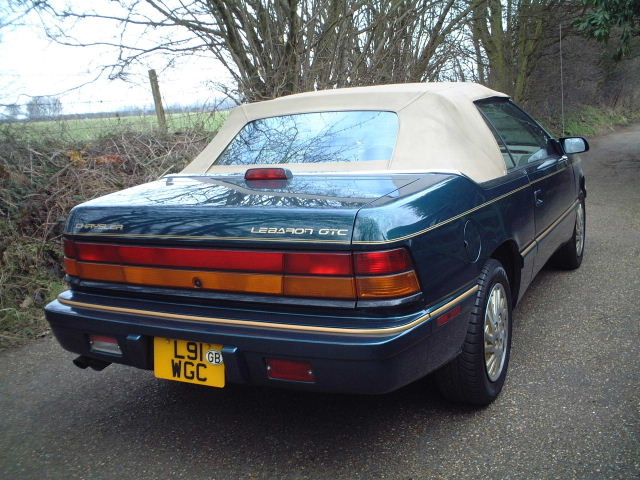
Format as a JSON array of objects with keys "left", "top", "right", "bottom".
[{"left": 148, "top": 69, "right": 167, "bottom": 133}]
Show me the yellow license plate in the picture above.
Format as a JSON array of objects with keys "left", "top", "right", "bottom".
[{"left": 154, "top": 337, "right": 225, "bottom": 388}]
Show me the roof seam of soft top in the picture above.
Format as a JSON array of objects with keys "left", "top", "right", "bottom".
[
  {"left": 395, "top": 90, "right": 434, "bottom": 112},
  {"left": 239, "top": 104, "right": 250, "bottom": 122}
]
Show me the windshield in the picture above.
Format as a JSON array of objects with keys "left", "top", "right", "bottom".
[{"left": 214, "top": 110, "right": 399, "bottom": 165}]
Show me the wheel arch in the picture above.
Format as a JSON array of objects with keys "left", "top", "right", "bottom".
[
  {"left": 579, "top": 175, "right": 586, "bottom": 198},
  {"left": 489, "top": 240, "right": 522, "bottom": 307}
]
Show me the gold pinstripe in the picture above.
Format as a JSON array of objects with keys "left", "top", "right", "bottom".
[
  {"left": 536, "top": 200, "right": 578, "bottom": 244},
  {"left": 353, "top": 164, "right": 571, "bottom": 245},
  {"left": 64, "top": 232, "right": 351, "bottom": 244},
  {"left": 520, "top": 241, "right": 537, "bottom": 257},
  {"left": 57, "top": 285, "right": 479, "bottom": 336},
  {"left": 519, "top": 200, "right": 579, "bottom": 257}
]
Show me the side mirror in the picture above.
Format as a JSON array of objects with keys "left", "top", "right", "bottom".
[{"left": 560, "top": 137, "right": 589, "bottom": 154}]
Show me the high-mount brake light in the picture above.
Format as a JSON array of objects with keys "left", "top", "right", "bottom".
[
  {"left": 244, "top": 167, "right": 292, "bottom": 181},
  {"left": 63, "top": 240, "right": 421, "bottom": 302}
]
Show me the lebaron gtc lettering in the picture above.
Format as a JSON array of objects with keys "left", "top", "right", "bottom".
[{"left": 250, "top": 226, "right": 348, "bottom": 236}]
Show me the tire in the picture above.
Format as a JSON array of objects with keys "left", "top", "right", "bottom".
[
  {"left": 435, "top": 259, "right": 512, "bottom": 406},
  {"left": 552, "top": 195, "right": 585, "bottom": 270}
]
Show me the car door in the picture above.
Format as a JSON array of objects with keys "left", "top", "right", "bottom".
[{"left": 477, "top": 99, "right": 575, "bottom": 274}]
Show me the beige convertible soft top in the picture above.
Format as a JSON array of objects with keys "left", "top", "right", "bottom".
[{"left": 182, "top": 82, "right": 509, "bottom": 183}]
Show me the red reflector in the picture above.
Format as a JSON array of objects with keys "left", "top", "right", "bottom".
[
  {"left": 285, "top": 252, "right": 352, "bottom": 275},
  {"left": 64, "top": 239, "right": 77, "bottom": 258},
  {"left": 266, "top": 358, "right": 315, "bottom": 382},
  {"left": 245, "top": 168, "right": 292, "bottom": 180},
  {"left": 354, "top": 248, "right": 414, "bottom": 275},
  {"left": 437, "top": 306, "right": 462, "bottom": 327}
]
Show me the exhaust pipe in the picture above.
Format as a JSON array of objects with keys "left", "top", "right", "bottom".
[{"left": 73, "top": 355, "right": 111, "bottom": 371}]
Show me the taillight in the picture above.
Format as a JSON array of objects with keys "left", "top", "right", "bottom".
[
  {"left": 356, "top": 271, "right": 421, "bottom": 298},
  {"left": 284, "top": 252, "right": 352, "bottom": 275},
  {"left": 354, "top": 249, "right": 413, "bottom": 275},
  {"left": 70, "top": 243, "right": 285, "bottom": 272},
  {"left": 63, "top": 240, "right": 421, "bottom": 301},
  {"left": 64, "top": 238, "right": 77, "bottom": 258},
  {"left": 283, "top": 275, "right": 355, "bottom": 298}
]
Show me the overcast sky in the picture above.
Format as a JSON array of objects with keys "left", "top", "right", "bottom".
[{"left": 0, "top": 1, "right": 230, "bottom": 116}]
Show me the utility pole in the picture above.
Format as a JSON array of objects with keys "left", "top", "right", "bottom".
[{"left": 148, "top": 69, "right": 167, "bottom": 133}]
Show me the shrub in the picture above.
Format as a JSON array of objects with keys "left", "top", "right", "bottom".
[{"left": 0, "top": 124, "right": 214, "bottom": 348}]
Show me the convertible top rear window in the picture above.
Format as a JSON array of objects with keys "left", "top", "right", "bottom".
[{"left": 214, "top": 111, "right": 399, "bottom": 165}]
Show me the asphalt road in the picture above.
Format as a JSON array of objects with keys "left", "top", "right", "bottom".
[{"left": 1, "top": 124, "right": 639, "bottom": 480}]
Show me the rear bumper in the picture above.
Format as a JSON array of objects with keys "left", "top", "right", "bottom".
[{"left": 45, "top": 287, "right": 476, "bottom": 394}]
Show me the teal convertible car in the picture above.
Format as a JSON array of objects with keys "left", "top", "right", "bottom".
[{"left": 45, "top": 83, "right": 588, "bottom": 405}]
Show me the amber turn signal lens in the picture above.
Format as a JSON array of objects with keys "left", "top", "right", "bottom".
[
  {"left": 73, "top": 262, "right": 283, "bottom": 295},
  {"left": 64, "top": 257, "right": 79, "bottom": 276},
  {"left": 76, "top": 262, "right": 126, "bottom": 283},
  {"left": 356, "top": 271, "right": 420, "bottom": 298},
  {"left": 283, "top": 275, "right": 355, "bottom": 299}
]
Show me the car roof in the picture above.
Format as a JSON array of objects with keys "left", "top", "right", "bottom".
[{"left": 182, "top": 82, "right": 509, "bottom": 183}]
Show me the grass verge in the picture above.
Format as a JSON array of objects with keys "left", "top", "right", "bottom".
[{"left": 539, "top": 105, "right": 640, "bottom": 137}]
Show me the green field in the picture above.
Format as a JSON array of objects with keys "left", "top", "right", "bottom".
[{"left": 3, "top": 110, "right": 228, "bottom": 141}]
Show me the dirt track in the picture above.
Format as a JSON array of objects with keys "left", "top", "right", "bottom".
[{"left": 1, "top": 124, "right": 638, "bottom": 479}]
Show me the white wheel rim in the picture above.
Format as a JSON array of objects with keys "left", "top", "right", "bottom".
[{"left": 484, "top": 283, "right": 509, "bottom": 382}]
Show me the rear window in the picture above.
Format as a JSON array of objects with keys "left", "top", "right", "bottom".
[{"left": 214, "top": 111, "right": 399, "bottom": 165}]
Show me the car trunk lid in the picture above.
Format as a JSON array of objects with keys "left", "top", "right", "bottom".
[{"left": 67, "top": 173, "right": 424, "bottom": 246}]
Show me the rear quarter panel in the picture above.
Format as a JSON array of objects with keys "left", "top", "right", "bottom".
[{"left": 353, "top": 172, "right": 534, "bottom": 306}]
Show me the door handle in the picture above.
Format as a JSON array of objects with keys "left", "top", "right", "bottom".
[{"left": 534, "top": 189, "right": 544, "bottom": 207}]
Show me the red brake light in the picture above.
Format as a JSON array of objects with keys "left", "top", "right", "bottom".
[
  {"left": 245, "top": 168, "right": 292, "bottom": 180},
  {"left": 354, "top": 248, "right": 414, "bottom": 275},
  {"left": 73, "top": 243, "right": 284, "bottom": 272},
  {"left": 64, "top": 238, "right": 77, "bottom": 258},
  {"left": 284, "top": 252, "right": 352, "bottom": 275}
]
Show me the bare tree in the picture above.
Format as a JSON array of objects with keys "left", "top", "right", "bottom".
[
  {"left": 29, "top": 0, "right": 478, "bottom": 102},
  {"left": 26, "top": 96, "right": 63, "bottom": 120},
  {"left": 4, "top": 103, "right": 22, "bottom": 120},
  {"left": 471, "top": 0, "right": 582, "bottom": 102},
  {"left": 0, "top": 0, "right": 41, "bottom": 31}
]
